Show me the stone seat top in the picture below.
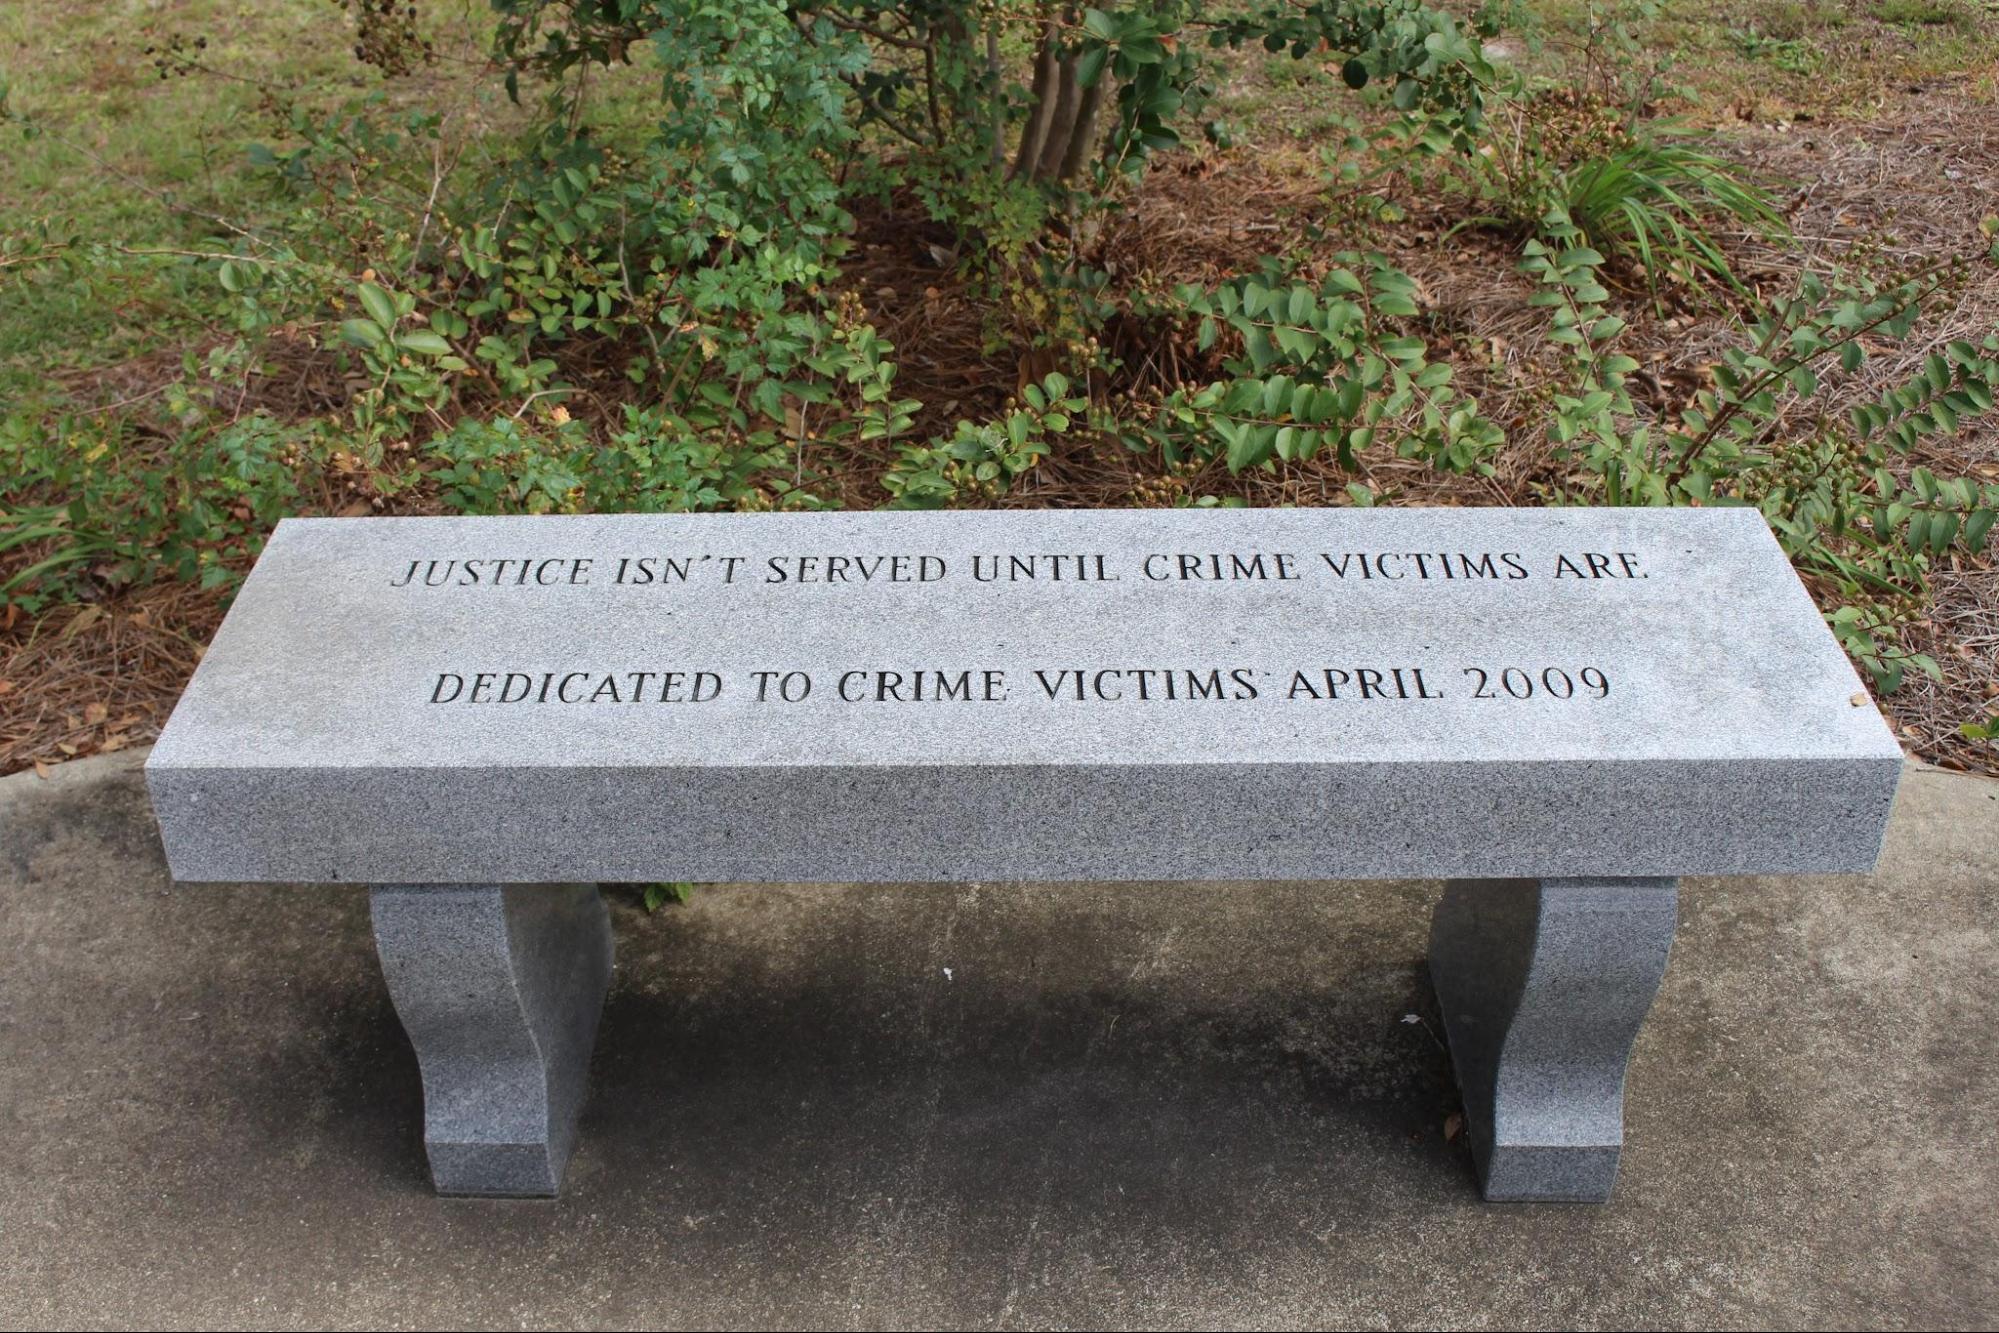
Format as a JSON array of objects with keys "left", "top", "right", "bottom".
[{"left": 145, "top": 508, "right": 1904, "bottom": 884}]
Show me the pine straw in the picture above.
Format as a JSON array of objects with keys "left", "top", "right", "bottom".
[
  {"left": 52, "top": 323, "right": 353, "bottom": 424},
  {"left": 1897, "top": 564, "right": 1999, "bottom": 772},
  {"left": 7, "top": 88, "right": 1998, "bottom": 777},
  {"left": 1673, "top": 95, "right": 1999, "bottom": 774},
  {"left": 0, "top": 584, "right": 220, "bottom": 776}
]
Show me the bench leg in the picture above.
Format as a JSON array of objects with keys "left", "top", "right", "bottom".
[
  {"left": 1429, "top": 876, "right": 1678, "bottom": 1203},
  {"left": 369, "top": 884, "right": 613, "bottom": 1197}
]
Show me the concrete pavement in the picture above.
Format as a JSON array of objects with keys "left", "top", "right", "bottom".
[{"left": 1, "top": 750, "right": 1994, "bottom": 1329}]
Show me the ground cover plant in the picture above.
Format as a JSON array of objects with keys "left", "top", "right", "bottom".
[{"left": 3, "top": 0, "right": 1997, "bottom": 773}]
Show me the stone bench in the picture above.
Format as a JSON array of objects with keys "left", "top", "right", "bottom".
[{"left": 146, "top": 508, "right": 1902, "bottom": 1202}]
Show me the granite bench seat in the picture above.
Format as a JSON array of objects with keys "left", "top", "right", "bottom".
[{"left": 147, "top": 508, "right": 1902, "bottom": 1201}]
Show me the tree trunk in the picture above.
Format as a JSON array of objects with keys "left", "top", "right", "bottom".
[
  {"left": 1008, "top": 23, "right": 1062, "bottom": 182},
  {"left": 1056, "top": 77, "right": 1104, "bottom": 181},
  {"left": 1034, "top": 54, "right": 1081, "bottom": 180}
]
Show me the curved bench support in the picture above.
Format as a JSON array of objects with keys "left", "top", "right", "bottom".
[
  {"left": 371, "top": 884, "right": 613, "bottom": 1197},
  {"left": 1430, "top": 877, "right": 1678, "bottom": 1203}
]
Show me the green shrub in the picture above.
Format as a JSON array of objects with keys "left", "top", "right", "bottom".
[
  {"left": 1405, "top": 86, "right": 1785, "bottom": 298},
  {"left": 1523, "top": 207, "right": 1999, "bottom": 690},
  {"left": 2, "top": 0, "right": 1499, "bottom": 613},
  {"left": 423, "top": 407, "right": 813, "bottom": 516},
  {"left": 882, "top": 372, "right": 1089, "bottom": 508},
  {"left": 1, "top": 411, "right": 329, "bottom": 608},
  {"left": 1148, "top": 257, "right": 1503, "bottom": 475}
]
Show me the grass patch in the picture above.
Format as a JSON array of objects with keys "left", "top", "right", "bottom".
[
  {"left": 1518, "top": 0, "right": 1997, "bottom": 115},
  {"left": 1870, "top": 0, "right": 1975, "bottom": 26}
]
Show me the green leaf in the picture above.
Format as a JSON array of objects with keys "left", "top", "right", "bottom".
[
  {"left": 1275, "top": 326, "right": 1318, "bottom": 361},
  {"left": 398, "top": 330, "right": 452, "bottom": 356},
  {"left": 358, "top": 283, "right": 399, "bottom": 332},
  {"left": 1261, "top": 376, "right": 1289, "bottom": 417},
  {"left": 1925, "top": 354, "right": 1952, "bottom": 394},
  {"left": 1076, "top": 45, "right": 1110, "bottom": 90},
  {"left": 340, "top": 319, "right": 386, "bottom": 348},
  {"left": 1223, "top": 423, "right": 1264, "bottom": 473}
]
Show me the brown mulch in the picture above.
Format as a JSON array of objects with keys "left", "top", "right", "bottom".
[{"left": 6, "top": 86, "right": 1998, "bottom": 779}]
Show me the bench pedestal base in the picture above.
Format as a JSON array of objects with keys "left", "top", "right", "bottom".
[
  {"left": 368, "top": 878, "right": 1676, "bottom": 1202},
  {"left": 370, "top": 884, "right": 612, "bottom": 1197},
  {"left": 1429, "top": 877, "right": 1678, "bottom": 1203}
]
